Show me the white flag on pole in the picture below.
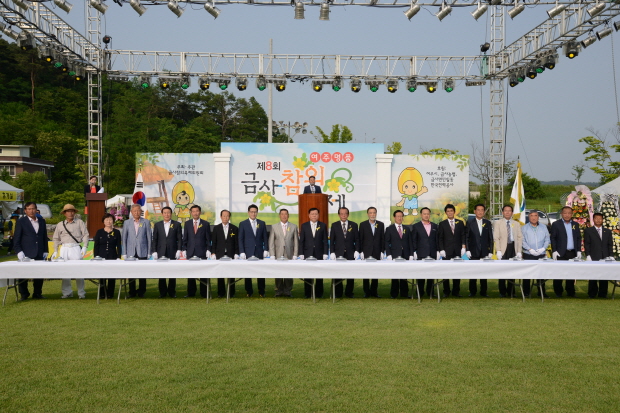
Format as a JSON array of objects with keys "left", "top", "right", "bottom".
[{"left": 510, "top": 161, "right": 526, "bottom": 225}]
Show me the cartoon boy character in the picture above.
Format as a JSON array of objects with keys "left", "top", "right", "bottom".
[
  {"left": 172, "top": 180, "right": 195, "bottom": 224},
  {"left": 395, "top": 167, "right": 428, "bottom": 216}
]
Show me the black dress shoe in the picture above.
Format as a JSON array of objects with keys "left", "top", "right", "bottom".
[
  {"left": 304, "top": 295, "right": 311, "bottom": 299},
  {"left": 33, "top": 295, "right": 46, "bottom": 299},
  {"left": 442, "top": 294, "right": 450, "bottom": 299},
  {"left": 137, "top": 293, "right": 145, "bottom": 298},
  {"left": 468, "top": 293, "right": 476, "bottom": 297},
  {"left": 169, "top": 295, "right": 177, "bottom": 298},
  {"left": 480, "top": 294, "right": 489, "bottom": 298},
  {"left": 363, "top": 294, "right": 370, "bottom": 298},
  {"left": 453, "top": 294, "right": 462, "bottom": 298},
  {"left": 390, "top": 296, "right": 398, "bottom": 299},
  {"left": 159, "top": 295, "right": 167, "bottom": 298},
  {"left": 19, "top": 295, "right": 29, "bottom": 301},
  {"left": 259, "top": 294, "right": 265, "bottom": 298},
  {"left": 128, "top": 293, "right": 137, "bottom": 298},
  {"left": 499, "top": 294, "right": 506, "bottom": 298},
  {"left": 183, "top": 295, "right": 195, "bottom": 298},
  {"left": 345, "top": 293, "right": 354, "bottom": 298},
  {"left": 246, "top": 294, "right": 253, "bottom": 298},
  {"left": 217, "top": 295, "right": 225, "bottom": 299}
]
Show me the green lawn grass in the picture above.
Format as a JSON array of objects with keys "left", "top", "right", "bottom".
[{"left": 1, "top": 277, "right": 619, "bottom": 412}]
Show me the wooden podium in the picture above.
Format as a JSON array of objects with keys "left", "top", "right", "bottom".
[
  {"left": 85, "top": 193, "right": 107, "bottom": 238},
  {"left": 298, "top": 194, "right": 329, "bottom": 228}
]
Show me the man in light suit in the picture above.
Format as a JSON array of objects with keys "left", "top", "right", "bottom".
[
  {"left": 493, "top": 205, "right": 524, "bottom": 298},
  {"left": 122, "top": 204, "right": 152, "bottom": 298},
  {"left": 359, "top": 206, "right": 384, "bottom": 298},
  {"left": 211, "top": 210, "right": 239, "bottom": 298},
  {"left": 238, "top": 204, "right": 269, "bottom": 297},
  {"left": 302, "top": 175, "right": 322, "bottom": 194},
  {"left": 299, "top": 207, "right": 328, "bottom": 298},
  {"left": 584, "top": 212, "right": 613, "bottom": 298},
  {"left": 182, "top": 205, "right": 211, "bottom": 298},
  {"left": 550, "top": 206, "right": 582, "bottom": 297},
  {"left": 466, "top": 203, "right": 494, "bottom": 297},
  {"left": 151, "top": 206, "right": 182, "bottom": 298},
  {"left": 437, "top": 203, "right": 467, "bottom": 298},
  {"left": 330, "top": 207, "right": 360, "bottom": 298},
  {"left": 411, "top": 207, "right": 439, "bottom": 297},
  {"left": 269, "top": 208, "right": 298, "bottom": 297},
  {"left": 385, "top": 210, "right": 412, "bottom": 299},
  {"left": 12, "top": 202, "right": 48, "bottom": 300}
]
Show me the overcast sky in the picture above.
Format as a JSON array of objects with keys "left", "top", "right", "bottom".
[{"left": 47, "top": 2, "right": 620, "bottom": 184}]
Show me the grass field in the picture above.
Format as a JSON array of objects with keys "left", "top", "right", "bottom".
[{"left": 2, "top": 276, "right": 620, "bottom": 413}]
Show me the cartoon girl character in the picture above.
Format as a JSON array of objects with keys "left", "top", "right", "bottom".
[
  {"left": 172, "top": 180, "right": 195, "bottom": 224},
  {"left": 395, "top": 167, "right": 428, "bottom": 216}
]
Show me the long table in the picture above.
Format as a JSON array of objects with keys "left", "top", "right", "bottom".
[{"left": 2, "top": 259, "right": 619, "bottom": 305}]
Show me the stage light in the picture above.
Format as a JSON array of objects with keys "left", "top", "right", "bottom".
[
  {"left": 295, "top": 2, "right": 305, "bottom": 19},
  {"left": 103, "top": 35, "right": 112, "bottom": 44},
  {"left": 426, "top": 83, "right": 437, "bottom": 93},
  {"left": 74, "top": 66, "right": 85, "bottom": 81},
  {"left": 256, "top": 77, "right": 267, "bottom": 91},
  {"left": 139, "top": 75, "right": 151, "bottom": 89},
  {"left": 444, "top": 78, "right": 454, "bottom": 92},
  {"left": 581, "top": 34, "right": 596, "bottom": 49},
  {"left": 319, "top": 3, "right": 330, "bottom": 21},
  {"left": 61, "top": 61, "right": 70, "bottom": 73},
  {"left": 546, "top": 4, "right": 566, "bottom": 18},
  {"left": 587, "top": 2, "right": 605, "bottom": 18},
  {"left": 406, "top": 78, "right": 417, "bottom": 92},
  {"left": 159, "top": 78, "right": 171, "bottom": 89},
  {"left": 0, "top": 23, "right": 18, "bottom": 40},
  {"left": 534, "top": 59, "right": 545, "bottom": 74},
  {"left": 435, "top": 3, "right": 452, "bottom": 21},
  {"left": 17, "top": 31, "right": 36, "bottom": 51},
  {"left": 480, "top": 42, "right": 490, "bottom": 53},
  {"left": 312, "top": 80, "right": 323, "bottom": 92},
  {"left": 544, "top": 55, "right": 556, "bottom": 70},
  {"left": 168, "top": 1, "right": 184, "bottom": 18},
  {"left": 199, "top": 77, "right": 210, "bottom": 90},
  {"left": 508, "top": 2, "right": 524, "bottom": 19},
  {"left": 53, "top": 0, "right": 73, "bottom": 13},
  {"left": 181, "top": 77, "right": 191, "bottom": 89},
  {"left": 236, "top": 77, "right": 248, "bottom": 91},
  {"left": 387, "top": 78, "right": 398, "bottom": 93},
  {"left": 471, "top": 2, "right": 488, "bottom": 20},
  {"left": 332, "top": 78, "right": 342, "bottom": 92},
  {"left": 526, "top": 65, "right": 537, "bottom": 79},
  {"left": 404, "top": 3, "right": 420, "bottom": 20},
  {"left": 517, "top": 68, "right": 526, "bottom": 82},
  {"left": 275, "top": 79, "right": 286, "bottom": 92},
  {"left": 204, "top": 2, "right": 220, "bottom": 19},
  {"left": 90, "top": 0, "right": 108, "bottom": 14},
  {"left": 565, "top": 41, "right": 578, "bottom": 59},
  {"left": 509, "top": 74, "right": 518, "bottom": 87},
  {"left": 597, "top": 27, "right": 613, "bottom": 41},
  {"left": 38, "top": 45, "right": 54, "bottom": 63},
  {"left": 366, "top": 80, "right": 381, "bottom": 92},
  {"left": 217, "top": 78, "right": 230, "bottom": 90},
  {"left": 350, "top": 78, "right": 361, "bottom": 93},
  {"left": 13, "top": 0, "right": 31, "bottom": 10},
  {"left": 54, "top": 55, "right": 67, "bottom": 69},
  {"left": 130, "top": 0, "right": 147, "bottom": 16},
  {"left": 615, "top": 22, "right": 620, "bottom": 32}
]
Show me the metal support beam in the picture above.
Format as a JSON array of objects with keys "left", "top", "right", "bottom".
[
  {"left": 86, "top": 5, "right": 102, "bottom": 184},
  {"left": 489, "top": 5, "right": 505, "bottom": 218}
]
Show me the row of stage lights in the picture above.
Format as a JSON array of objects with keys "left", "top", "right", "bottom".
[{"left": 111, "top": 74, "right": 460, "bottom": 93}]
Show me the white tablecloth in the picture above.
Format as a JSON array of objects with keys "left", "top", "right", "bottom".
[{"left": 1, "top": 260, "right": 619, "bottom": 280}]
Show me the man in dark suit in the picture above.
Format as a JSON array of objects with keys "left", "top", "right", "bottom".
[
  {"left": 359, "top": 206, "right": 384, "bottom": 298},
  {"left": 302, "top": 175, "right": 322, "bottom": 194},
  {"left": 299, "top": 207, "right": 328, "bottom": 298},
  {"left": 182, "top": 205, "right": 211, "bottom": 298},
  {"left": 437, "top": 203, "right": 466, "bottom": 297},
  {"left": 385, "top": 210, "right": 412, "bottom": 299},
  {"left": 584, "top": 212, "right": 613, "bottom": 298},
  {"left": 238, "top": 204, "right": 269, "bottom": 297},
  {"left": 550, "top": 206, "right": 582, "bottom": 298},
  {"left": 466, "top": 203, "right": 494, "bottom": 297},
  {"left": 12, "top": 202, "right": 48, "bottom": 300},
  {"left": 84, "top": 175, "right": 101, "bottom": 195},
  {"left": 211, "top": 209, "right": 239, "bottom": 298},
  {"left": 151, "top": 206, "right": 182, "bottom": 298},
  {"left": 330, "top": 207, "right": 360, "bottom": 298},
  {"left": 411, "top": 207, "right": 439, "bottom": 297}
]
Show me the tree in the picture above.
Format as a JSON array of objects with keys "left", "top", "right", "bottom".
[
  {"left": 420, "top": 147, "right": 459, "bottom": 156},
  {"left": 469, "top": 142, "right": 516, "bottom": 203},
  {"left": 312, "top": 124, "right": 353, "bottom": 143},
  {"left": 386, "top": 142, "right": 402, "bottom": 154},
  {"left": 0, "top": 168, "right": 13, "bottom": 183},
  {"left": 579, "top": 127, "right": 620, "bottom": 185},
  {"left": 12, "top": 171, "right": 52, "bottom": 203},
  {"left": 572, "top": 164, "right": 585, "bottom": 184},
  {"left": 507, "top": 172, "right": 545, "bottom": 199}
]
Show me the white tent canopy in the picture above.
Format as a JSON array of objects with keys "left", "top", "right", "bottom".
[
  {"left": 593, "top": 177, "right": 620, "bottom": 195},
  {"left": 106, "top": 194, "right": 133, "bottom": 208},
  {"left": 0, "top": 179, "right": 24, "bottom": 219}
]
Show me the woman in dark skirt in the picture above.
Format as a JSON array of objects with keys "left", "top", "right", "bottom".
[{"left": 93, "top": 213, "right": 122, "bottom": 299}]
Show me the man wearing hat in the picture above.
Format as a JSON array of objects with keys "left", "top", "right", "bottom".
[{"left": 52, "top": 204, "right": 90, "bottom": 299}]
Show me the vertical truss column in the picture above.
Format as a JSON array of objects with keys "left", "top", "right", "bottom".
[
  {"left": 86, "top": 5, "right": 102, "bottom": 185},
  {"left": 489, "top": 5, "right": 506, "bottom": 218}
]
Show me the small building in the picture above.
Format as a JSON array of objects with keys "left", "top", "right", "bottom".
[{"left": 0, "top": 145, "right": 54, "bottom": 178}]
